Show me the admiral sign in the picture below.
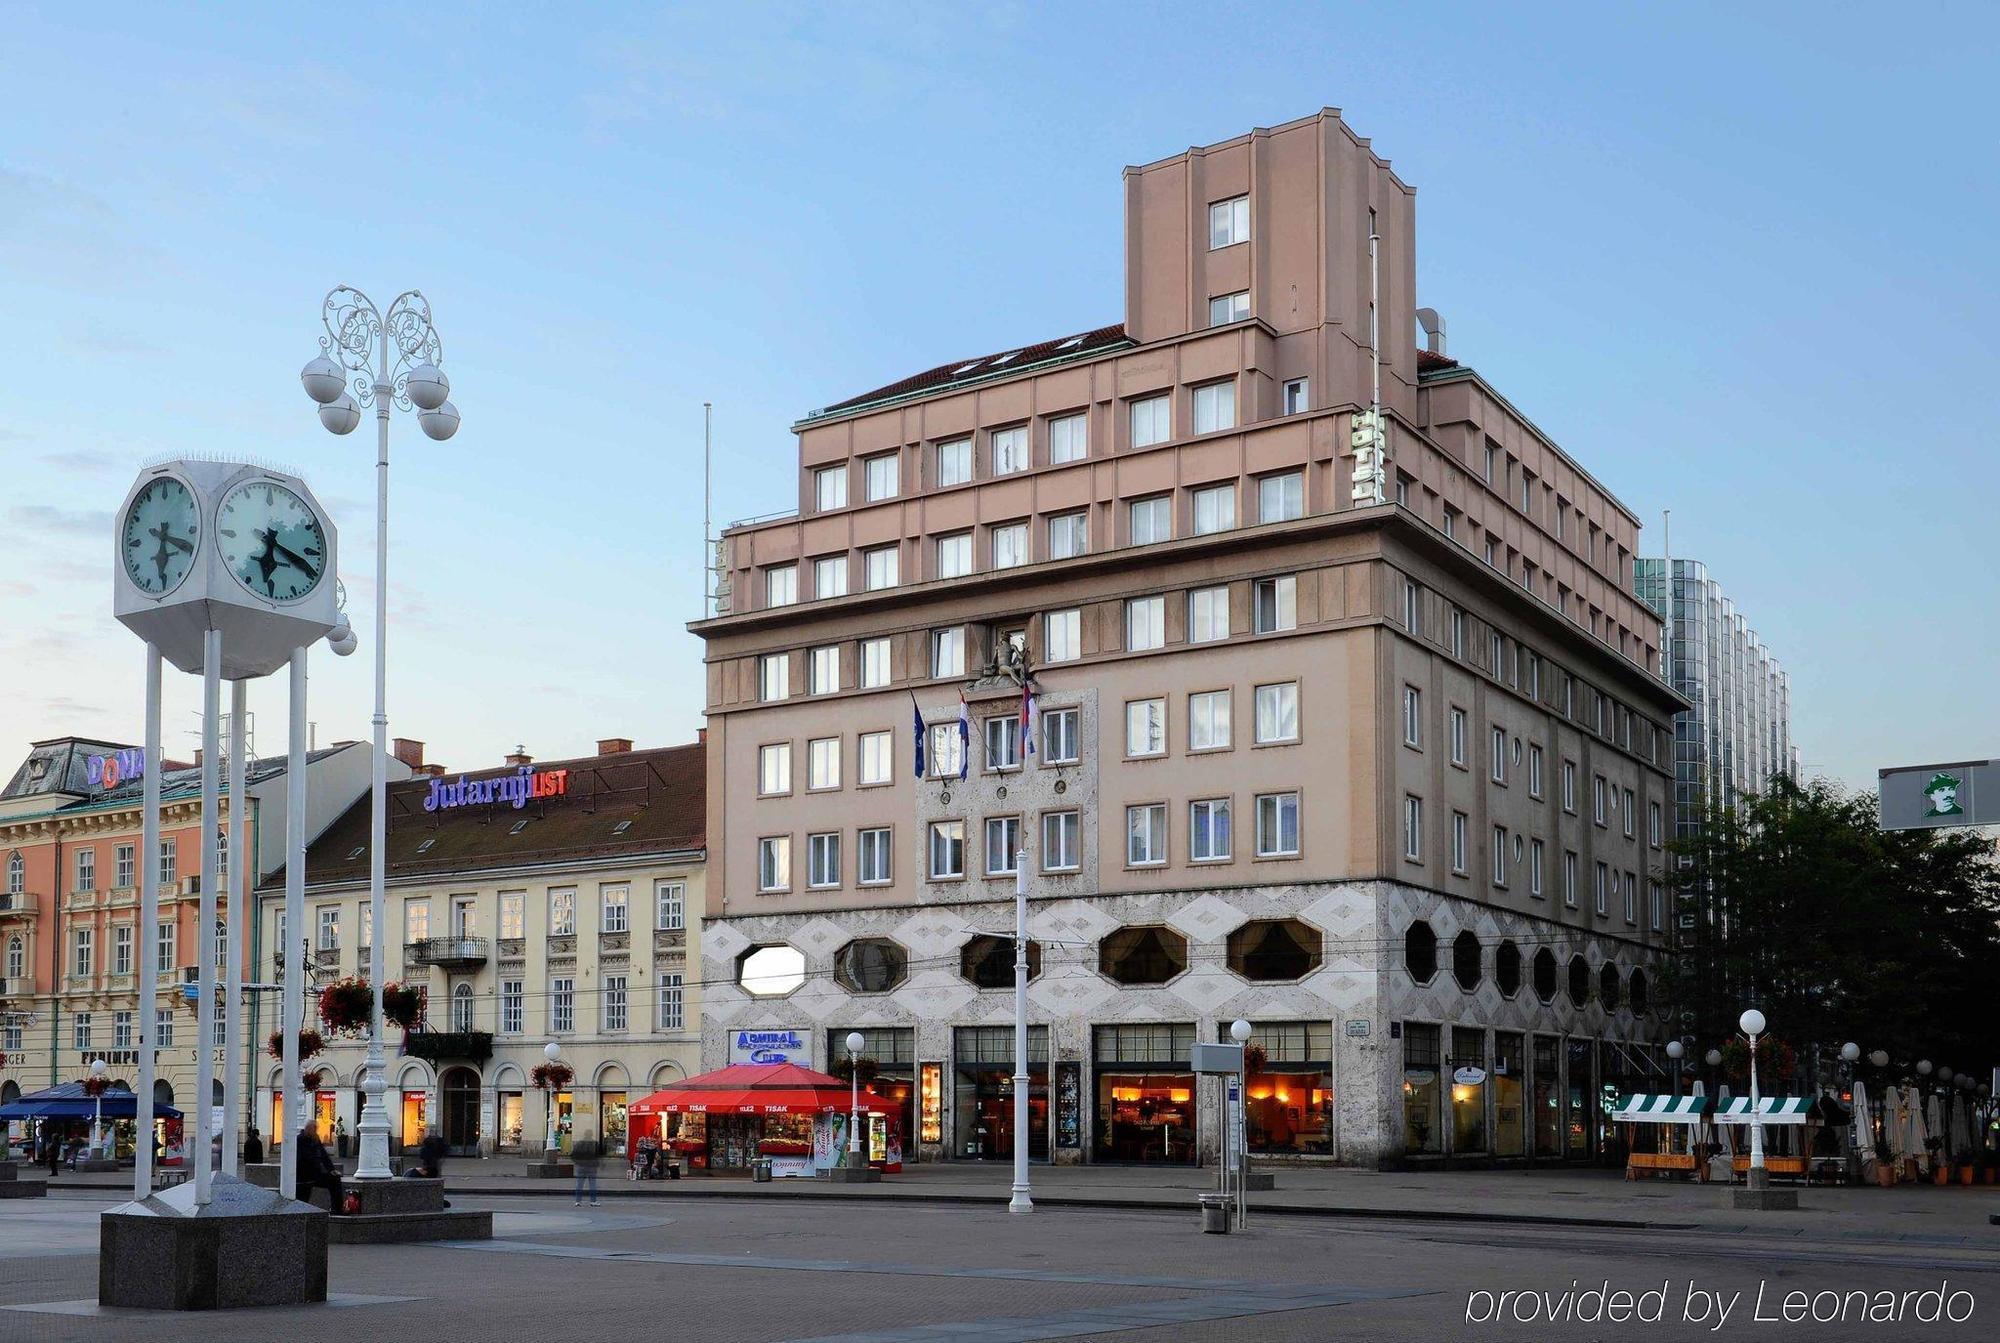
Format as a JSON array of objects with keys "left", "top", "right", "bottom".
[{"left": 729, "top": 1028, "right": 807, "bottom": 1066}]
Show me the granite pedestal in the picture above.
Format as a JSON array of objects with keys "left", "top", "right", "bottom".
[
  {"left": 320, "top": 1176, "right": 493, "bottom": 1244},
  {"left": 0, "top": 1161, "right": 48, "bottom": 1199},
  {"left": 76, "top": 1156, "right": 122, "bottom": 1172},
  {"left": 98, "top": 1173, "right": 327, "bottom": 1311},
  {"left": 821, "top": 1165, "right": 882, "bottom": 1183},
  {"left": 1731, "top": 1166, "right": 1800, "bottom": 1211},
  {"left": 525, "top": 1159, "right": 573, "bottom": 1178}
]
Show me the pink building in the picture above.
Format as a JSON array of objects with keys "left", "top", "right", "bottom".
[{"left": 692, "top": 109, "right": 1685, "bottom": 1168}]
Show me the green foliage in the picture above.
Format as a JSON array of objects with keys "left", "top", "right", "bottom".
[{"left": 1664, "top": 775, "right": 2000, "bottom": 1073}]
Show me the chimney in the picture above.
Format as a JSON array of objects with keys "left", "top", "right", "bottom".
[
  {"left": 391, "top": 738, "right": 426, "bottom": 769},
  {"left": 1416, "top": 307, "right": 1447, "bottom": 356},
  {"left": 505, "top": 744, "right": 533, "bottom": 766},
  {"left": 192, "top": 748, "right": 203, "bottom": 767},
  {"left": 421, "top": 763, "right": 447, "bottom": 778},
  {"left": 597, "top": 737, "right": 633, "bottom": 756},
  {"left": 696, "top": 727, "right": 708, "bottom": 745}
]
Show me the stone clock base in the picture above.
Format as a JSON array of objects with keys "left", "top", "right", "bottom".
[{"left": 99, "top": 1174, "right": 327, "bottom": 1311}]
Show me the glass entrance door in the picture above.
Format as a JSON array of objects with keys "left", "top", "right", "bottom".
[{"left": 441, "top": 1067, "right": 481, "bottom": 1153}]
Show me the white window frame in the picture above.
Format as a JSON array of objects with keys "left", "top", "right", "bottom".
[
  {"left": 865, "top": 452, "right": 899, "bottom": 501},
  {"left": 1492, "top": 825, "right": 1509, "bottom": 886},
  {"left": 658, "top": 973, "right": 685, "bottom": 1032},
  {"left": 1043, "top": 609, "right": 1080, "bottom": 663},
  {"left": 807, "top": 736, "right": 841, "bottom": 790},
  {"left": 1208, "top": 291, "right": 1250, "bottom": 326},
  {"left": 814, "top": 465, "right": 847, "bottom": 511},
  {"left": 1254, "top": 682, "right": 1299, "bottom": 744},
  {"left": 1126, "top": 803, "right": 1167, "bottom": 867},
  {"left": 1188, "top": 586, "right": 1230, "bottom": 643},
  {"left": 765, "top": 564, "right": 798, "bottom": 608},
  {"left": 984, "top": 817, "right": 1022, "bottom": 876},
  {"left": 654, "top": 880, "right": 684, "bottom": 931},
  {"left": 1043, "top": 707, "right": 1080, "bottom": 764},
  {"left": 1129, "top": 495, "right": 1171, "bottom": 545},
  {"left": 931, "top": 628, "right": 965, "bottom": 678},
  {"left": 1403, "top": 795, "right": 1423, "bottom": 861},
  {"left": 1125, "top": 596, "right": 1165, "bottom": 651},
  {"left": 936, "top": 532, "right": 973, "bottom": 579},
  {"left": 1490, "top": 727, "right": 1507, "bottom": 784},
  {"left": 1402, "top": 686, "right": 1422, "bottom": 747},
  {"left": 1254, "top": 792, "right": 1301, "bottom": 858},
  {"left": 858, "top": 730, "right": 892, "bottom": 786},
  {"left": 757, "top": 836, "right": 791, "bottom": 893},
  {"left": 928, "top": 821, "right": 965, "bottom": 880},
  {"left": 858, "top": 827, "right": 892, "bottom": 885},
  {"left": 759, "top": 652, "right": 790, "bottom": 702},
  {"left": 1530, "top": 839, "right": 1545, "bottom": 897},
  {"left": 991, "top": 424, "right": 1029, "bottom": 476},
  {"left": 1208, "top": 194, "right": 1249, "bottom": 248},
  {"left": 758, "top": 742, "right": 792, "bottom": 797},
  {"left": 864, "top": 545, "right": 899, "bottom": 591},
  {"left": 1188, "top": 689, "right": 1231, "bottom": 751},
  {"left": 860, "top": 637, "right": 891, "bottom": 688},
  {"left": 809, "top": 645, "right": 840, "bottom": 695},
  {"left": 1129, "top": 394, "right": 1170, "bottom": 448},
  {"left": 1192, "top": 379, "right": 1237, "bottom": 433},
  {"left": 813, "top": 555, "right": 847, "bottom": 599},
  {"left": 1125, "top": 698, "right": 1167, "bottom": 758},
  {"left": 1253, "top": 575, "right": 1296, "bottom": 633},
  {"left": 1047, "top": 510, "right": 1087, "bottom": 560},
  {"left": 1042, "top": 811, "right": 1080, "bottom": 872},
  {"left": 1258, "top": 471, "right": 1303, "bottom": 523},
  {"left": 807, "top": 832, "right": 841, "bottom": 889},
  {"left": 1282, "top": 377, "right": 1309, "bottom": 415},
  {"left": 1048, "top": 411, "right": 1088, "bottom": 463},
  {"left": 1189, "top": 797, "right": 1232, "bottom": 862},
  {"left": 1191, "top": 483, "right": 1236, "bottom": 535},
  {"left": 1451, "top": 812, "right": 1469, "bottom": 874},
  {"left": 937, "top": 437, "right": 972, "bottom": 487},
  {"left": 991, "top": 522, "right": 1029, "bottom": 570}
]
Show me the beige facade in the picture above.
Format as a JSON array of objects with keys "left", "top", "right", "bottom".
[{"left": 693, "top": 109, "right": 1684, "bottom": 1167}]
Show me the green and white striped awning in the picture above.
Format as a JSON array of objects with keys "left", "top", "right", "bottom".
[
  {"left": 1612, "top": 1094, "right": 1709, "bottom": 1122},
  {"left": 1715, "top": 1096, "right": 1811, "bottom": 1124}
]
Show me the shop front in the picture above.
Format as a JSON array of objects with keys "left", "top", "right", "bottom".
[
  {"left": 1234, "top": 1021, "right": 1334, "bottom": 1157},
  {"left": 1402, "top": 1022, "right": 1443, "bottom": 1156},
  {"left": 1092, "top": 1023, "right": 1197, "bottom": 1165},
  {"left": 952, "top": 1025, "right": 1047, "bottom": 1161},
  {"left": 1449, "top": 1028, "right": 1488, "bottom": 1155},
  {"left": 628, "top": 1062, "right": 896, "bottom": 1177},
  {"left": 828, "top": 1027, "right": 915, "bottom": 1158},
  {"left": 1492, "top": 1032, "right": 1527, "bottom": 1158},
  {"left": 1531, "top": 1035, "right": 1562, "bottom": 1157}
]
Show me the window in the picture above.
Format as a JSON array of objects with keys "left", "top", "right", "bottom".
[
  {"left": 1191, "top": 483, "right": 1235, "bottom": 535},
  {"left": 758, "top": 653, "right": 790, "bottom": 702},
  {"left": 991, "top": 522, "right": 1029, "bottom": 570},
  {"left": 550, "top": 977, "right": 575, "bottom": 1034},
  {"left": 814, "top": 465, "right": 847, "bottom": 511},
  {"left": 1402, "top": 686, "right": 1422, "bottom": 747},
  {"left": 1447, "top": 708, "right": 1467, "bottom": 766},
  {"left": 809, "top": 645, "right": 839, "bottom": 695},
  {"left": 158, "top": 838, "right": 176, "bottom": 886},
  {"left": 1403, "top": 794, "right": 1424, "bottom": 861},
  {"left": 1530, "top": 839, "right": 1545, "bottom": 897},
  {"left": 864, "top": 545, "right": 899, "bottom": 591},
  {"left": 807, "top": 832, "right": 841, "bottom": 888},
  {"left": 1623, "top": 788, "right": 1636, "bottom": 838},
  {"left": 1129, "top": 495, "right": 1171, "bottom": 545},
  {"left": 317, "top": 906, "right": 340, "bottom": 951},
  {"left": 75, "top": 847, "right": 95, "bottom": 892},
  {"left": 865, "top": 452, "right": 899, "bottom": 501},
  {"left": 1529, "top": 745, "right": 1544, "bottom": 797},
  {"left": 4, "top": 935, "right": 19, "bottom": 980},
  {"left": 1489, "top": 630, "right": 1504, "bottom": 673},
  {"left": 1562, "top": 760, "right": 1576, "bottom": 812},
  {"left": 1185, "top": 796, "right": 1234, "bottom": 862},
  {"left": 1208, "top": 291, "right": 1250, "bottom": 325},
  {"left": 1594, "top": 862, "right": 1609, "bottom": 915},
  {"left": 757, "top": 836, "right": 791, "bottom": 892},
  {"left": 1483, "top": 443, "right": 1497, "bottom": 481},
  {"left": 1405, "top": 921, "right": 1439, "bottom": 982},
  {"left": 936, "top": 532, "right": 973, "bottom": 579},
  {"left": 858, "top": 730, "right": 892, "bottom": 786},
  {"left": 1282, "top": 378, "right": 1309, "bottom": 414},
  {"left": 1129, "top": 394, "right": 1170, "bottom": 448},
  {"left": 657, "top": 972, "right": 685, "bottom": 1031},
  {"left": 928, "top": 722, "right": 963, "bottom": 779},
  {"left": 1443, "top": 507, "right": 1459, "bottom": 541},
  {"left": 1049, "top": 412, "right": 1088, "bottom": 464},
  {"left": 1043, "top": 707, "right": 1079, "bottom": 763},
  {"left": 991, "top": 425, "right": 1029, "bottom": 476},
  {"left": 1593, "top": 775, "right": 1607, "bottom": 825},
  {"left": 114, "top": 1010, "right": 134, "bottom": 1049},
  {"left": 500, "top": 979, "right": 524, "bottom": 1034},
  {"left": 984, "top": 716, "right": 1020, "bottom": 771},
  {"left": 1492, "top": 826, "right": 1509, "bottom": 885},
  {"left": 1125, "top": 596, "right": 1165, "bottom": 651},
  {"left": 808, "top": 736, "right": 841, "bottom": 790},
  {"left": 1451, "top": 812, "right": 1468, "bottom": 874},
  {"left": 1403, "top": 580, "right": 1420, "bottom": 631},
  {"left": 157, "top": 920, "right": 176, "bottom": 972},
  {"left": 1043, "top": 609, "right": 1080, "bottom": 662},
  {"left": 758, "top": 742, "right": 792, "bottom": 796},
  {"left": 1649, "top": 801, "right": 1663, "bottom": 847},
  {"left": 812, "top": 555, "right": 846, "bottom": 599},
  {"left": 858, "top": 828, "right": 892, "bottom": 884},
  {"left": 115, "top": 843, "right": 135, "bottom": 889},
  {"left": 1564, "top": 851, "right": 1579, "bottom": 907},
  {"left": 928, "top": 821, "right": 964, "bottom": 879},
  {"left": 1255, "top": 792, "right": 1301, "bottom": 857},
  {"left": 155, "top": 1007, "right": 174, "bottom": 1049},
  {"left": 834, "top": 939, "right": 909, "bottom": 994},
  {"left": 501, "top": 890, "right": 525, "bottom": 939},
  {"left": 931, "top": 627, "right": 965, "bottom": 677},
  {"left": 1650, "top": 879, "right": 1665, "bottom": 931},
  {"left": 937, "top": 437, "right": 972, "bottom": 487},
  {"left": 1254, "top": 682, "right": 1299, "bottom": 743},
  {"left": 1189, "top": 690, "right": 1231, "bottom": 751},
  {"left": 74, "top": 1013, "right": 91, "bottom": 1050},
  {"left": 1125, "top": 698, "right": 1166, "bottom": 757},
  {"left": 1042, "top": 811, "right": 1079, "bottom": 871},
  {"left": 113, "top": 923, "right": 132, "bottom": 975},
  {"left": 1126, "top": 804, "right": 1167, "bottom": 866},
  {"left": 1454, "top": 931, "right": 1484, "bottom": 992},
  {"left": 860, "top": 637, "right": 890, "bottom": 688},
  {"left": 595, "top": 884, "right": 626, "bottom": 934},
  {"left": 984, "top": 817, "right": 1021, "bottom": 875},
  {"left": 1623, "top": 871, "right": 1638, "bottom": 924},
  {"left": 1189, "top": 586, "right": 1230, "bottom": 642},
  {"left": 765, "top": 564, "right": 798, "bottom": 607},
  {"left": 1047, "top": 510, "right": 1087, "bottom": 560},
  {"left": 1208, "top": 194, "right": 1249, "bottom": 248},
  {"left": 72, "top": 926, "right": 93, "bottom": 978},
  {"left": 1258, "top": 471, "right": 1303, "bottom": 523},
  {"left": 654, "top": 880, "right": 684, "bottom": 932},
  {"left": 1490, "top": 727, "right": 1507, "bottom": 783},
  {"left": 1253, "top": 576, "right": 1296, "bottom": 633},
  {"left": 1192, "top": 380, "right": 1236, "bottom": 433}
]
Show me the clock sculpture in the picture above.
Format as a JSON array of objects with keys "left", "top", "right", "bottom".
[{"left": 110, "top": 459, "right": 352, "bottom": 1223}]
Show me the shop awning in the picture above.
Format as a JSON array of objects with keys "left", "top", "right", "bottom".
[
  {"left": 1714, "top": 1096, "right": 1812, "bottom": 1124},
  {"left": 0, "top": 1082, "right": 182, "bottom": 1121},
  {"left": 629, "top": 1061, "right": 892, "bottom": 1118},
  {"left": 1611, "top": 1093, "right": 1710, "bottom": 1122}
]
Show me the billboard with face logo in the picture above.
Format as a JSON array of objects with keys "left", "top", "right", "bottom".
[{"left": 1879, "top": 760, "right": 1998, "bottom": 829}]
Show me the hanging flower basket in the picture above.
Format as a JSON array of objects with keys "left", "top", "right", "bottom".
[
  {"left": 267, "top": 1028, "right": 326, "bottom": 1062},
  {"left": 532, "top": 1061, "right": 573, "bottom": 1091},
  {"left": 1242, "top": 1043, "right": 1269, "bottom": 1074},
  {"left": 1719, "top": 1036, "right": 1797, "bottom": 1089},
  {"left": 302, "top": 1066, "right": 327, "bottom": 1091},
  {"left": 382, "top": 982, "right": 426, "bottom": 1031},
  {"left": 827, "top": 1055, "right": 880, "bottom": 1085},
  {"left": 81, "top": 1074, "right": 112, "bottom": 1098},
  {"left": 317, "top": 977, "right": 375, "bottom": 1037}
]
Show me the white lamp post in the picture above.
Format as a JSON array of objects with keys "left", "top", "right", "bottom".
[
  {"left": 88, "top": 1060, "right": 107, "bottom": 1157},
  {"left": 543, "top": 1042, "right": 563, "bottom": 1156},
  {"left": 1869, "top": 1049, "right": 1889, "bottom": 1070},
  {"left": 1841, "top": 1042, "right": 1860, "bottom": 1064},
  {"left": 1230, "top": 1019, "right": 1252, "bottom": 1226},
  {"left": 1918, "top": 1059, "right": 1933, "bottom": 1078},
  {"left": 1666, "top": 1039, "right": 1685, "bottom": 1094},
  {"left": 1740, "top": 1008, "right": 1768, "bottom": 1186},
  {"left": 302, "top": 287, "right": 458, "bottom": 1183},
  {"left": 1705, "top": 1048, "right": 1723, "bottom": 1069},
  {"left": 845, "top": 1031, "right": 865, "bottom": 1162},
  {"left": 1009, "top": 847, "right": 1033, "bottom": 1214}
]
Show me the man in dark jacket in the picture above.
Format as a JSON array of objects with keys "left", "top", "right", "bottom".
[
  {"left": 242, "top": 1129, "right": 265, "bottom": 1165},
  {"left": 296, "top": 1125, "right": 344, "bottom": 1213}
]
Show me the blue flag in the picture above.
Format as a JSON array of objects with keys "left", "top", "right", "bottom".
[{"left": 910, "top": 692, "right": 927, "bottom": 779}]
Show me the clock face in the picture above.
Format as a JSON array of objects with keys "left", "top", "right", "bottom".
[
  {"left": 217, "top": 480, "right": 327, "bottom": 604},
  {"left": 121, "top": 476, "right": 200, "bottom": 596}
]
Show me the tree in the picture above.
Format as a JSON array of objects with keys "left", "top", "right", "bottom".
[{"left": 1664, "top": 775, "right": 2000, "bottom": 1080}]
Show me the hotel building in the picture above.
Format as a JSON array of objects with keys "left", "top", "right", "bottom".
[
  {"left": 692, "top": 109, "right": 1686, "bottom": 1167},
  {"left": 256, "top": 737, "right": 705, "bottom": 1159}
]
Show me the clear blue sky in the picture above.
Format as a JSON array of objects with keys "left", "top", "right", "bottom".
[{"left": 3, "top": 3, "right": 1994, "bottom": 789}]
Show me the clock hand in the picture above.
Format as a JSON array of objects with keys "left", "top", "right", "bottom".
[
  {"left": 269, "top": 538, "right": 318, "bottom": 574},
  {"left": 163, "top": 531, "right": 194, "bottom": 555}
]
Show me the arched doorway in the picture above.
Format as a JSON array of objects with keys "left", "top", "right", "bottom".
[{"left": 441, "top": 1067, "right": 481, "bottom": 1155}]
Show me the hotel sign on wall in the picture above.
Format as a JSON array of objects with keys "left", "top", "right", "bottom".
[{"left": 422, "top": 765, "right": 570, "bottom": 813}]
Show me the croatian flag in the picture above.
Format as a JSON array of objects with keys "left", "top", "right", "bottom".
[
  {"left": 910, "top": 692, "right": 927, "bottom": 779},
  {"left": 1020, "top": 682, "right": 1037, "bottom": 756},
  {"left": 956, "top": 692, "right": 970, "bottom": 781}
]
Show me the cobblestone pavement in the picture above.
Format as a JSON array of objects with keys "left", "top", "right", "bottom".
[{"left": 3, "top": 1190, "right": 1997, "bottom": 1340}]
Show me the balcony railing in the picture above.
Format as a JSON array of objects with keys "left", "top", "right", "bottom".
[
  {"left": 406, "top": 936, "right": 489, "bottom": 970},
  {"left": 0, "top": 892, "right": 37, "bottom": 916}
]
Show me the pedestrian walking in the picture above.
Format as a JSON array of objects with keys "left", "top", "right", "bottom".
[
  {"left": 242, "top": 1128, "right": 265, "bottom": 1165},
  {"left": 572, "top": 1127, "right": 602, "bottom": 1206}
]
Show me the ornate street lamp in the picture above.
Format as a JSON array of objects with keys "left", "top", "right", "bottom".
[
  {"left": 302, "top": 287, "right": 459, "bottom": 1182},
  {"left": 1740, "top": 1008, "right": 1769, "bottom": 1186}
]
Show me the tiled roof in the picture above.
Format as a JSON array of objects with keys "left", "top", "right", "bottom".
[
  {"left": 1417, "top": 348, "right": 1460, "bottom": 374},
  {"left": 265, "top": 740, "right": 705, "bottom": 890},
  {"left": 812, "top": 324, "right": 1131, "bottom": 418}
]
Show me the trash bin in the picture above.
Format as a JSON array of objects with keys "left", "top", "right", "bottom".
[
  {"left": 667, "top": 1161, "right": 682, "bottom": 1180},
  {"left": 1197, "top": 1192, "right": 1232, "bottom": 1234},
  {"left": 752, "top": 1158, "right": 773, "bottom": 1183}
]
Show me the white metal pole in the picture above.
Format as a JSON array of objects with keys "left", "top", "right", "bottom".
[
  {"left": 1368, "top": 209, "right": 1384, "bottom": 507},
  {"left": 355, "top": 341, "right": 394, "bottom": 1182},
  {"left": 849, "top": 1046, "right": 861, "bottom": 1156},
  {"left": 1748, "top": 1031, "right": 1766, "bottom": 1177},
  {"left": 1661, "top": 509, "right": 1673, "bottom": 683},
  {"left": 134, "top": 644, "right": 162, "bottom": 1198},
  {"left": 280, "top": 649, "right": 307, "bottom": 1200},
  {"left": 703, "top": 401, "right": 713, "bottom": 617},
  {"left": 221, "top": 682, "right": 247, "bottom": 1175},
  {"left": 193, "top": 627, "right": 222, "bottom": 1205},
  {"left": 1009, "top": 848, "right": 1033, "bottom": 1213}
]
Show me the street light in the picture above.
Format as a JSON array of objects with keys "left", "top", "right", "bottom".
[
  {"left": 1939, "top": 1066, "right": 1955, "bottom": 1084},
  {"left": 1705, "top": 1048, "right": 1723, "bottom": 1069},
  {"left": 1009, "top": 847, "right": 1033, "bottom": 1214},
  {"left": 88, "top": 1059, "right": 107, "bottom": 1157},
  {"left": 845, "top": 1031, "right": 865, "bottom": 1164},
  {"left": 302, "top": 286, "right": 458, "bottom": 1184},
  {"left": 1869, "top": 1049, "right": 1889, "bottom": 1070},
  {"left": 1739, "top": 1008, "right": 1768, "bottom": 1185},
  {"left": 1918, "top": 1059, "right": 1933, "bottom": 1077},
  {"left": 543, "top": 1042, "right": 563, "bottom": 1158},
  {"left": 1841, "top": 1042, "right": 1861, "bottom": 1063},
  {"left": 1229, "top": 1019, "right": 1252, "bottom": 1226}
]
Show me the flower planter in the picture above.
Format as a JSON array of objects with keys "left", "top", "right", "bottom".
[
  {"left": 1876, "top": 1163, "right": 1897, "bottom": 1189},
  {"left": 1960, "top": 1165, "right": 1976, "bottom": 1186}
]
